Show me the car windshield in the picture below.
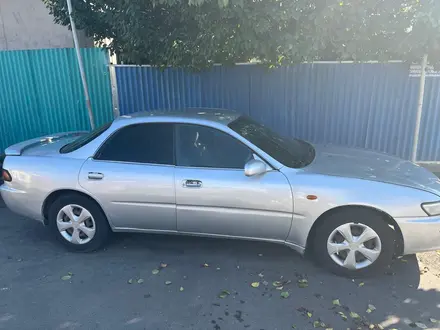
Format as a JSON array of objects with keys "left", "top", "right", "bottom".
[
  {"left": 60, "top": 122, "right": 112, "bottom": 154},
  {"left": 228, "top": 116, "right": 315, "bottom": 168}
]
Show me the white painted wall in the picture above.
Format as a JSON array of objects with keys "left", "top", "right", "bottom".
[{"left": 0, "top": 0, "right": 92, "bottom": 50}]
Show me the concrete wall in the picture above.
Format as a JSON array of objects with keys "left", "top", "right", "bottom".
[{"left": 0, "top": 0, "right": 92, "bottom": 50}]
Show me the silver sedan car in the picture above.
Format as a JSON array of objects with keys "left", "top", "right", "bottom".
[{"left": 2, "top": 109, "right": 440, "bottom": 276}]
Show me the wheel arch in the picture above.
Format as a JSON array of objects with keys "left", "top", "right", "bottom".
[
  {"left": 42, "top": 189, "right": 109, "bottom": 226},
  {"left": 305, "top": 205, "right": 404, "bottom": 257}
]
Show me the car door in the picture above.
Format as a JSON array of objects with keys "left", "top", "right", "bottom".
[
  {"left": 79, "top": 123, "right": 177, "bottom": 232},
  {"left": 174, "top": 123, "right": 293, "bottom": 241}
]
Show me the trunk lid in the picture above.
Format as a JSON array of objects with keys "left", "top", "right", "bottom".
[{"left": 4, "top": 132, "right": 87, "bottom": 157}]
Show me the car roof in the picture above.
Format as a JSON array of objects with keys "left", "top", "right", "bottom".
[{"left": 115, "top": 108, "right": 241, "bottom": 126}]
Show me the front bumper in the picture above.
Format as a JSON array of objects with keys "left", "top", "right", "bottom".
[
  {"left": 397, "top": 215, "right": 440, "bottom": 255},
  {"left": 0, "top": 184, "right": 44, "bottom": 222}
]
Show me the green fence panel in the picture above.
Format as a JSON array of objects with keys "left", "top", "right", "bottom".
[{"left": 0, "top": 48, "right": 113, "bottom": 153}]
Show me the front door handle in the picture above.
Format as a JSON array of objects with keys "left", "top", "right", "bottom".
[
  {"left": 183, "top": 179, "right": 202, "bottom": 188},
  {"left": 88, "top": 172, "right": 104, "bottom": 180}
]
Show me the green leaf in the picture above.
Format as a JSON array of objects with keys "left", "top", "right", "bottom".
[
  {"left": 180, "top": 286, "right": 184, "bottom": 292},
  {"left": 61, "top": 275, "right": 71, "bottom": 281},
  {"left": 366, "top": 304, "right": 376, "bottom": 313},
  {"left": 307, "top": 312, "right": 313, "bottom": 318},
  {"left": 67, "top": 272, "right": 73, "bottom": 276},
  {"left": 218, "top": 290, "right": 230, "bottom": 298},
  {"left": 338, "top": 312, "right": 347, "bottom": 321},
  {"left": 272, "top": 281, "right": 283, "bottom": 287},
  {"left": 280, "top": 291, "right": 290, "bottom": 299},
  {"left": 358, "top": 282, "right": 365, "bottom": 287},
  {"left": 152, "top": 269, "right": 160, "bottom": 275},
  {"left": 251, "top": 282, "right": 260, "bottom": 288},
  {"left": 350, "top": 312, "right": 360, "bottom": 319},
  {"left": 332, "top": 299, "right": 341, "bottom": 306},
  {"left": 297, "top": 279, "right": 308, "bottom": 288},
  {"left": 312, "top": 321, "right": 326, "bottom": 328}
]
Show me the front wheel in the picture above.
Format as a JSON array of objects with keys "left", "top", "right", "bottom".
[
  {"left": 312, "top": 209, "right": 395, "bottom": 277},
  {"left": 48, "top": 194, "right": 111, "bottom": 252}
]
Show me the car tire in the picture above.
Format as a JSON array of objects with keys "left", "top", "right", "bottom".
[
  {"left": 312, "top": 208, "right": 395, "bottom": 277},
  {"left": 48, "top": 194, "right": 111, "bottom": 252}
]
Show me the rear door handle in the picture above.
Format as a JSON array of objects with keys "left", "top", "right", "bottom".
[
  {"left": 88, "top": 172, "right": 104, "bottom": 180},
  {"left": 183, "top": 179, "right": 202, "bottom": 188}
]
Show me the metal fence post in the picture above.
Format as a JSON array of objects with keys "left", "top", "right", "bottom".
[
  {"left": 411, "top": 54, "right": 428, "bottom": 163},
  {"left": 109, "top": 64, "right": 120, "bottom": 118}
]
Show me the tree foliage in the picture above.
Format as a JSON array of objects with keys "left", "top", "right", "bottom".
[{"left": 43, "top": 0, "right": 440, "bottom": 68}]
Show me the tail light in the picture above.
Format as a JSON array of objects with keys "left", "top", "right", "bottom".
[{"left": 2, "top": 169, "right": 12, "bottom": 182}]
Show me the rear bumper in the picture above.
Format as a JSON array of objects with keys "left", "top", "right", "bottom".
[
  {"left": 397, "top": 215, "right": 440, "bottom": 255},
  {"left": 0, "top": 184, "right": 44, "bottom": 222}
]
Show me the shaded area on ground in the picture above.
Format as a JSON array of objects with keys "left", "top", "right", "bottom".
[{"left": 0, "top": 208, "right": 439, "bottom": 330}]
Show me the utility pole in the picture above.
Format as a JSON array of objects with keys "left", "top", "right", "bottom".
[{"left": 66, "top": 0, "right": 95, "bottom": 130}]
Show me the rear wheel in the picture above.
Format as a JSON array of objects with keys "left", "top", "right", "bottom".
[
  {"left": 48, "top": 194, "right": 111, "bottom": 252},
  {"left": 312, "top": 209, "right": 395, "bottom": 277}
]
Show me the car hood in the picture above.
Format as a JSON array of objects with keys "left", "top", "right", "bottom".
[{"left": 302, "top": 144, "right": 440, "bottom": 197}]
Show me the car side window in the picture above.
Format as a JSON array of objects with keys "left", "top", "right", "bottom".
[
  {"left": 95, "top": 123, "right": 174, "bottom": 165},
  {"left": 176, "top": 124, "right": 253, "bottom": 169}
]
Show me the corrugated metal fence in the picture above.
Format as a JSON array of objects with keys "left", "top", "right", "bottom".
[
  {"left": 0, "top": 48, "right": 113, "bottom": 152},
  {"left": 114, "top": 63, "right": 440, "bottom": 162}
]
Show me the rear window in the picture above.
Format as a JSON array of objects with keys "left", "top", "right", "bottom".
[{"left": 60, "top": 122, "right": 112, "bottom": 154}]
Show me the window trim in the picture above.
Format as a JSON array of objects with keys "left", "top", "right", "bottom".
[
  {"left": 93, "top": 123, "right": 176, "bottom": 166},
  {"left": 174, "top": 123, "right": 270, "bottom": 170}
]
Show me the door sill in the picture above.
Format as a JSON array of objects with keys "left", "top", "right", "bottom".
[{"left": 112, "top": 227, "right": 305, "bottom": 254}]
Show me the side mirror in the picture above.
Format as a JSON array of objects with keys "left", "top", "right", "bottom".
[{"left": 244, "top": 159, "right": 267, "bottom": 177}]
